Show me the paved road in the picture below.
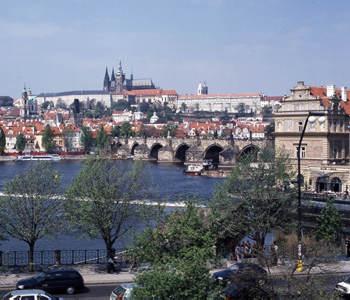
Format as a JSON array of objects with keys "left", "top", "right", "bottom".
[{"left": 0, "top": 274, "right": 348, "bottom": 299}]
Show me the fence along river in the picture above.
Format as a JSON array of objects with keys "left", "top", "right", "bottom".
[{"left": 0, "top": 160, "right": 223, "bottom": 252}]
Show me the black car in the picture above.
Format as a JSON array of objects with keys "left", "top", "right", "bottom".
[
  {"left": 212, "top": 263, "right": 267, "bottom": 284},
  {"left": 16, "top": 269, "right": 85, "bottom": 295}
]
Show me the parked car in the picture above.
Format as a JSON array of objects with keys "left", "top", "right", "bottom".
[
  {"left": 110, "top": 283, "right": 135, "bottom": 300},
  {"left": 223, "top": 282, "right": 273, "bottom": 300},
  {"left": 16, "top": 269, "right": 85, "bottom": 295},
  {"left": 212, "top": 262, "right": 267, "bottom": 284},
  {"left": 336, "top": 277, "right": 350, "bottom": 295},
  {"left": 2, "top": 289, "right": 63, "bottom": 300}
]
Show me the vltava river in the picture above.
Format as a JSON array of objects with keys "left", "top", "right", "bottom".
[{"left": 0, "top": 160, "right": 224, "bottom": 251}]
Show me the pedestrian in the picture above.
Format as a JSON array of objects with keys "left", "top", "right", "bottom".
[
  {"left": 107, "top": 256, "right": 115, "bottom": 273},
  {"left": 235, "top": 245, "right": 241, "bottom": 262},
  {"left": 271, "top": 241, "right": 278, "bottom": 266},
  {"left": 346, "top": 238, "right": 350, "bottom": 258}
]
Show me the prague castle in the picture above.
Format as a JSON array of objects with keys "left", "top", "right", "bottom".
[{"left": 34, "top": 61, "right": 177, "bottom": 108}]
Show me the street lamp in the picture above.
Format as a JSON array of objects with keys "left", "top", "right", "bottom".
[{"left": 296, "top": 111, "right": 324, "bottom": 272}]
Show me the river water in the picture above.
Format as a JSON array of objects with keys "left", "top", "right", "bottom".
[{"left": 0, "top": 160, "right": 224, "bottom": 251}]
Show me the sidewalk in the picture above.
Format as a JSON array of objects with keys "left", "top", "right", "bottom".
[
  {"left": 0, "top": 265, "right": 135, "bottom": 289},
  {"left": 269, "top": 258, "right": 350, "bottom": 276},
  {"left": 215, "top": 257, "right": 350, "bottom": 277},
  {"left": 2, "top": 259, "right": 350, "bottom": 290}
]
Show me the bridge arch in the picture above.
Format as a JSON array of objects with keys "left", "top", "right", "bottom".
[
  {"left": 149, "top": 143, "right": 163, "bottom": 160},
  {"left": 203, "top": 143, "right": 224, "bottom": 164},
  {"left": 131, "top": 142, "right": 140, "bottom": 155},
  {"left": 237, "top": 144, "right": 259, "bottom": 161},
  {"left": 175, "top": 143, "right": 190, "bottom": 162}
]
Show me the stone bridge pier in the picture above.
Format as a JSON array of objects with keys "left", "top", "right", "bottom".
[{"left": 114, "top": 137, "right": 268, "bottom": 165}]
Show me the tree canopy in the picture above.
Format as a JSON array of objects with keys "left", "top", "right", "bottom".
[
  {"left": 66, "top": 159, "right": 149, "bottom": 258},
  {"left": 0, "top": 127, "right": 6, "bottom": 154},
  {"left": 211, "top": 147, "right": 296, "bottom": 250},
  {"left": 42, "top": 125, "right": 55, "bottom": 153},
  {"left": 0, "top": 163, "right": 63, "bottom": 271},
  {"left": 132, "top": 202, "right": 217, "bottom": 300},
  {"left": 120, "top": 122, "right": 133, "bottom": 138},
  {"left": 80, "top": 126, "right": 94, "bottom": 153},
  {"left": 316, "top": 199, "right": 341, "bottom": 243},
  {"left": 15, "top": 133, "right": 26, "bottom": 153},
  {"left": 96, "top": 126, "right": 109, "bottom": 153}
]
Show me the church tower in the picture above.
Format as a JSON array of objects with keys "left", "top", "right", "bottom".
[
  {"left": 103, "top": 67, "right": 110, "bottom": 91},
  {"left": 115, "top": 60, "right": 125, "bottom": 94},
  {"left": 197, "top": 82, "right": 208, "bottom": 95},
  {"left": 21, "top": 85, "right": 29, "bottom": 119},
  {"left": 110, "top": 68, "right": 116, "bottom": 92}
]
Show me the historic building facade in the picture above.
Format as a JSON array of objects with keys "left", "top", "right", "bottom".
[
  {"left": 274, "top": 81, "right": 350, "bottom": 193},
  {"left": 35, "top": 61, "right": 160, "bottom": 108},
  {"left": 177, "top": 83, "right": 262, "bottom": 113}
]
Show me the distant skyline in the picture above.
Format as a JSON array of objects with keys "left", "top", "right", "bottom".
[{"left": 1, "top": 0, "right": 349, "bottom": 98}]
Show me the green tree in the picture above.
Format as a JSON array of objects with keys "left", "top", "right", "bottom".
[
  {"left": 161, "top": 124, "right": 177, "bottom": 138},
  {"left": 211, "top": 147, "right": 296, "bottom": 251},
  {"left": 15, "top": 133, "right": 26, "bottom": 153},
  {"left": 111, "top": 100, "right": 130, "bottom": 111},
  {"left": 111, "top": 126, "right": 120, "bottom": 138},
  {"left": 40, "top": 101, "right": 51, "bottom": 110},
  {"left": 96, "top": 126, "right": 109, "bottom": 153},
  {"left": 42, "top": 125, "right": 55, "bottom": 153},
  {"left": 80, "top": 126, "right": 94, "bottom": 153},
  {"left": 236, "top": 102, "right": 246, "bottom": 114},
  {"left": 0, "top": 163, "right": 63, "bottom": 271},
  {"left": 0, "top": 127, "right": 6, "bottom": 154},
  {"left": 132, "top": 203, "right": 217, "bottom": 299},
  {"left": 120, "top": 122, "right": 133, "bottom": 138},
  {"left": 66, "top": 159, "right": 148, "bottom": 260},
  {"left": 316, "top": 200, "right": 342, "bottom": 243}
]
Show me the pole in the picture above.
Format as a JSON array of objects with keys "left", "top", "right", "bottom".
[
  {"left": 296, "top": 111, "right": 324, "bottom": 272},
  {"left": 296, "top": 115, "right": 310, "bottom": 272}
]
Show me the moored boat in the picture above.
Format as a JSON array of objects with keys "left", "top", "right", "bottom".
[
  {"left": 16, "top": 154, "right": 61, "bottom": 161},
  {"left": 184, "top": 164, "right": 203, "bottom": 176}
]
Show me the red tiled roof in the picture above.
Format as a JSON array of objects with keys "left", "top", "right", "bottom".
[
  {"left": 310, "top": 86, "right": 350, "bottom": 111},
  {"left": 127, "top": 89, "right": 177, "bottom": 97}
]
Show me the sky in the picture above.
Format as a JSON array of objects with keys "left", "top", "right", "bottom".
[{"left": 0, "top": 0, "right": 349, "bottom": 98}]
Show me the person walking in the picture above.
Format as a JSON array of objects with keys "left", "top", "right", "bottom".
[{"left": 235, "top": 245, "right": 241, "bottom": 262}]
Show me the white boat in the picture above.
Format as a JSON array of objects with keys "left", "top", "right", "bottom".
[
  {"left": 184, "top": 164, "right": 203, "bottom": 176},
  {"left": 16, "top": 154, "right": 61, "bottom": 161}
]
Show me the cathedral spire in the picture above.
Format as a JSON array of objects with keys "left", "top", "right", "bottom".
[
  {"left": 111, "top": 68, "right": 116, "bottom": 81},
  {"left": 110, "top": 68, "right": 116, "bottom": 92},
  {"left": 103, "top": 67, "right": 110, "bottom": 91}
]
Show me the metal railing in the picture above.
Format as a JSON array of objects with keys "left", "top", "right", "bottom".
[{"left": 0, "top": 249, "right": 128, "bottom": 267}]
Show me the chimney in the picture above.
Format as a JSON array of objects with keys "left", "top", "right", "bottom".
[
  {"left": 341, "top": 86, "right": 347, "bottom": 102},
  {"left": 326, "top": 85, "right": 336, "bottom": 98}
]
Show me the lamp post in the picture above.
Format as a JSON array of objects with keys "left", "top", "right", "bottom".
[{"left": 296, "top": 111, "right": 324, "bottom": 271}]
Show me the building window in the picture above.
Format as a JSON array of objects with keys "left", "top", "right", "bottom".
[
  {"left": 298, "top": 121, "right": 303, "bottom": 132},
  {"left": 296, "top": 146, "right": 306, "bottom": 158}
]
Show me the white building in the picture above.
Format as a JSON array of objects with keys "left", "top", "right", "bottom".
[
  {"left": 177, "top": 83, "right": 262, "bottom": 113},
  {"left": 35, "top": 90, "right": 122, "bottom": 108},
  {"left": 127, "top": 89, "right": 178, "bottom": 108},
  {"left": 112, "top": 110, "right": 133, "bottom": 123}
]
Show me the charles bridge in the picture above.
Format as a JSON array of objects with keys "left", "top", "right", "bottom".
[{"left": 114, "top": 137, "right": 269, "bottom": 164}]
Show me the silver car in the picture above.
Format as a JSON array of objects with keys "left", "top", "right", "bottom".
[
  {"left": 110, "top": 283, "right": 135, "bottom": 300},
  {"left": 2, "top": 289, "right": 63, "bottom": 300}
]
